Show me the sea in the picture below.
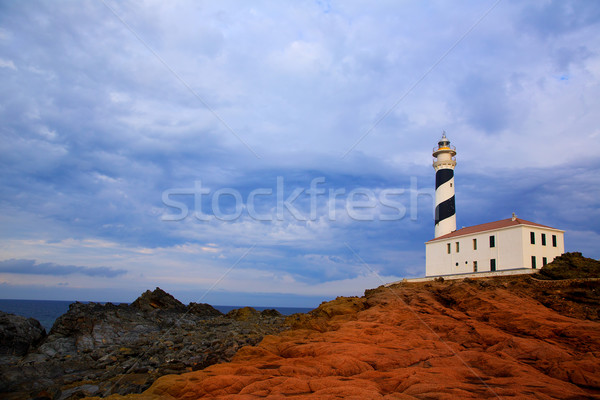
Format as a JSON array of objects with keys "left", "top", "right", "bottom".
[{"left": 0, "top": 299, "right": 313, "bottom": 332}]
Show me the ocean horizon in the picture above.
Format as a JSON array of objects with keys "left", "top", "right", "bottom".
[{"left": 0, "top": 298, "right": 314, "bottom": 331}]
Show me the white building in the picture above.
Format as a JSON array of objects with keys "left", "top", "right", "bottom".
[
  {"left": 425, "top": 215, "right": 565, "bottom": 277},
  {"left": 424, "top": 134, "right": 565, "bottom": 277}
]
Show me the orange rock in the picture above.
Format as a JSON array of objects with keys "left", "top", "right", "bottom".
[{"left": 89, "top": 278, "right": 600, "bottom": 400}]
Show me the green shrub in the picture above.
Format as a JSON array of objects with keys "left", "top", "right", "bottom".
[{"left": 538, "top": 252, "right": 600, "bottom": 280}]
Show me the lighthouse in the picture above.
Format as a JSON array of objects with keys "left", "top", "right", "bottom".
[
  {"left": 418, "top": 133, "right": 565, "bottom": 278},
  {"left": 433, "top": 132, "right": 457, "bottom": 237}
]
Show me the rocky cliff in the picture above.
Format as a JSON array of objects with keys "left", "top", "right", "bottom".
[
  {"left": 89, "top": 255, "right": 600, "bottom": 399},
  {"left": 0, "top": 288, "right": 285, "bottom": 400}
]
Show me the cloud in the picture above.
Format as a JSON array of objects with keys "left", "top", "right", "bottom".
[
  {"left": 455, "top": 74, "right": 511, "bottom": 133},
  {"left": 0, "top": 259, "right": 127, "bottom": 278},
  {"left": 0, "top": 58, "right": 16, "bottom": 70},
  {"left": 0, "top": 1, "right": 599, "bottom": 303},
  {"left": 518, "top": 2, "right": 600, "bottom": 39}
]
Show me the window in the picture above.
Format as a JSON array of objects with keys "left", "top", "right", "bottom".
[
  {"left": 447, "top": 243, "right": 451, "bottom": 254},
  {"left": 552, "top": 235, "right": 557, "bottom": 247},
  {"left": 473, "top": 238, "right": 477, "bottom": 250},
  {"left": 490, "top": 259, "right": 496, "bottom": 271},
  {"left": 541, "top": 233, "right": 546, "bottom": 246},
  {"left": 543, "top": 257, "right": 548, "bottom": 266},
  {"left": 473, "top": 261, "right": 478, "bottom": 272},
  {"left": 455, "top": 242, "right": 460, "bottom": 253},
  {"left": 489, "top": 235, "right": 495, "bottom": 248},
  {"left": 530, "top": 232, "right": 535, "bottom": 244},
  {"left": 531, "top": 256, "right": 537, "bottom": 269}
]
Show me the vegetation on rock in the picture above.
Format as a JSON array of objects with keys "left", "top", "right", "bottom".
[{"left": 538, "top": 252, "right": 600, "bottom": 280}]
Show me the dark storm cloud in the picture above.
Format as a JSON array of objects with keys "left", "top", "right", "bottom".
[
  {"left": 456, "top": 157, "right": 600, "bottom": 239},
  {"left": 518, "top": 1, "right": 600, "bottom": 38},
  {"left": 0, "top": 259, "right": 127, "bottom": 278}
]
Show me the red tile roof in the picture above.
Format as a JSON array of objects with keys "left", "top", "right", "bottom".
[{"left": 426, "top": 218, "right": 562, "bottom": 243}]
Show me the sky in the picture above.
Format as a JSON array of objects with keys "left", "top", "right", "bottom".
[{"left": 1, "top": 0, "right": 599, "bottom": 307}]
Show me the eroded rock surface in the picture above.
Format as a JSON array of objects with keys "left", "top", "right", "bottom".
[{"left": 94, "top": 275, "right": 600, "bottom": 400}]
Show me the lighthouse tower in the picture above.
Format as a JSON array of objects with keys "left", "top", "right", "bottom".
[{"left": 433, "top": 132, "right": 457, "bottom": 237}]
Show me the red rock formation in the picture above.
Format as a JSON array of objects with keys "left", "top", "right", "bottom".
[{"left": 92, "top": 276, "right": 600, "bottom": 399}]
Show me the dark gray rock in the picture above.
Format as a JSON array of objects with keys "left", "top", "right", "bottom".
[
  {"left": 187, "top": 302, "right": 223, "bottom": 317},
  {"left": 0, "top": 311, "right": 46, "bottom": 358},
  {"left": 57, "top": 384, "right": 100, "bottom": 400},
  {"left": 130, "top": 287, "right": 186, "bottom": 312},
  {"left": 0, "top": 288, "right": 288, "bottom": 399}
]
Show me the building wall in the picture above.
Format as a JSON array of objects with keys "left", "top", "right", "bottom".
[
  {"left": 496, "top": 227, "right": 524, "bottom": 270},
  {"left": 520, "top": 227, "right": 565, "bottom": 269},
  {"left": 425, "top": 225, "right": 564, "bottom": 276}
]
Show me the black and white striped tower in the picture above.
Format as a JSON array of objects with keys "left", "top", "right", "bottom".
[{"left": 433, "top": 132, "right": 457, "bottom": 237}]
